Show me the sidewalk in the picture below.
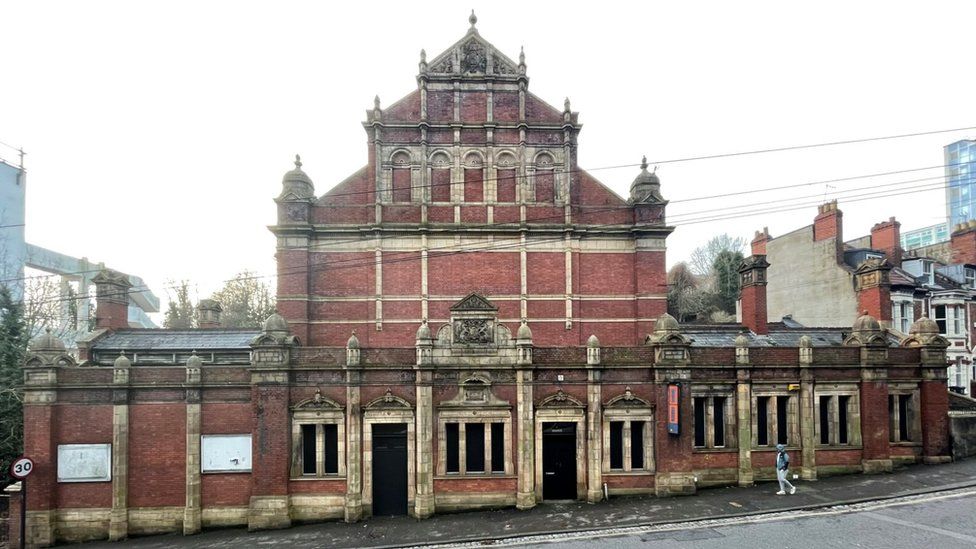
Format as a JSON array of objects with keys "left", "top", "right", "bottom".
[{"left": 85, "top": 459, "right": 976, "bottom": 548}]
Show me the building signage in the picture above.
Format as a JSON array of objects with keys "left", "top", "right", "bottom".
[{"left": 667, "top": 384, "right": 680, "bottom": 434}]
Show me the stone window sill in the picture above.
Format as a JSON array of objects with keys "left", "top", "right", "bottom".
[
  {"left": 889, "top": 441, "right": 922, "bottom": 447},
  {"left": 290, "top": 475, "right": 346, "bottom": 481},
  {"left": 435, "top": 473, "right": 515, "bottom": 480},
  {"left": 692, "top": 447, "right": 737, "bottom": 453},
  {"left": 202, "top": 470, "right": 252, "bottom": 475},
  {"left": 603, "top": 470, "right": 655, "bottom": 476},
  {"left": 815, "top": 445, "right": 863, "bottom": 450}
]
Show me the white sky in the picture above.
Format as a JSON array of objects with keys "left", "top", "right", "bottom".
[{"left": 2, "top": 1, "right": 975, "bottom": 317}]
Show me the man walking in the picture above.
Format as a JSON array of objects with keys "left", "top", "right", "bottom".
[{"left": 775, "top": 443, "right": 796, "bottom": 495}]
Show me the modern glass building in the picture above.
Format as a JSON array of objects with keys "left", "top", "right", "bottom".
[
  {"left": 946, "top": 139, "right": 976, "bottom": 228},
  {"left": 901, "top": 222, "right": 949, "bottom": 250}
]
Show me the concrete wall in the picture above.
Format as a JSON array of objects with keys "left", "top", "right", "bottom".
[
  {"left": 766, "top": 225, "right": 857, "bottom": 327},
  {"left": 949, "top": 412, "right": 976, "bottom": 460}
]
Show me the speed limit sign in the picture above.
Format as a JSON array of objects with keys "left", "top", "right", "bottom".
[{"left": 10, "top": 456, "right": 34, "bottom": 479}]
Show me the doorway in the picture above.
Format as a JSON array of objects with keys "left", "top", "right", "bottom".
[
  {"left": 542, "top": 421, "right": 577, "bottom": 500},
  {"left": 372, "top": 423, "right": 408, "bottom": 515}
]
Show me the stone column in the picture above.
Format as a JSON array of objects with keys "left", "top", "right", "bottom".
[
  {"left": 344, "top": 337, "right": 364, "bottom": 522},
  {"left": 735, "top": 368, "right": 754, "bottom": 486},
  {"left": 798, "top": 352, "right": 818, "bottom": 480},
  {"left": 414, "top": 367, "right": 435, "bottom": 518},
  {"left": 183, "top": 353, "right": 203, "bottom": 535},
  {"left": 515, "top": 367, "right": 535, "bottom": 509},
  {"left": 109, "top": 352, "right": 131, "bottom": 541},
  {"left": 344, "top": 371, "right": 363, "bottom": 522},
  {"left": 649, "top": 315, "right": 696, "bottom": 497},
  {"left": 585, "top": 367, "right": 602, "bottom": 503}
]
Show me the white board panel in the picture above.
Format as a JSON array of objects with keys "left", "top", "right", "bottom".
[
  {"left": 57, "top": 444, "right": 111, "bottom": 482},
  {"left": 201, "top": 434, "right": 252, "bottom": 473}
]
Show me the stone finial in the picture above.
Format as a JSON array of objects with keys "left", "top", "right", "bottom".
[
  {"left": 629, "top": 156, "right": 664, "bottom": 204},
  {"left": 469, "top": 9, "right": 477, "bottom": 29},
  {"left": 373, "top": 95, "right": 381, "bottom": 111},
  {"left": 114, "top": 350, "right": 131, "bottom": 369},
  {"left": 113, "top": 350, "right": 130, "bottom": 385},
  {"left": 420, "top": 49, "right": 426, "bottom": 63},
  {"left": 586, "top": 334, "right": 600, "bottom": 366},
  {"left": 346, "top": 330, "right": 361, "bottom": 367},
  {"left": 519, "top": 46, "right": 525, "bottom": 65},
  {"left": 416, "top": 319, "right": 432, "bottom": 341},
  {"left": 798, "top": 335, "right": 813, "bottom": 364},
  {"left": 516, "top": 319, "right": 533, "bottom": 341},
  {"left": 28, "top": 328, "right": 66, "bottom": 353},
  {"left": 294, "top": 154, "right": 302, "bottom": 169},
  {"left": 641, "top": 155, "right": 648, "bottom": 171},
  {"left": 186, "top": 349, "right": 203, "bottom": 370},
  {"left": 279, "top": 154, "right": 315, "bottom": 200},
  {"left": 346, "top": 330, "right": 360, "bottom": 349},
  {"left": 564, "top": 97, "right": 571, "bottom": 113}
]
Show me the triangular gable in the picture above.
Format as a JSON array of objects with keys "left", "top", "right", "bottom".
[
  {"left": 427, "top": 31, "right": 519, "bottom": 77},
  {"left": 450, "top": 292, "right": 498, "bottom": 312}
]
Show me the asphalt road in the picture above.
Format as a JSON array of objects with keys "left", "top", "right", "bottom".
[{"left": 505, "top": 489, "right": 976, "bottom": 549}]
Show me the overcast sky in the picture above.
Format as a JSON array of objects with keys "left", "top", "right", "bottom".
[{"left": 2, "top": 1, "right": 975, "bottom": 316}]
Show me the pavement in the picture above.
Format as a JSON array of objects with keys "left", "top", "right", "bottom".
[{"left": 86, "top": 458, "right": 976, "bottom": 548}]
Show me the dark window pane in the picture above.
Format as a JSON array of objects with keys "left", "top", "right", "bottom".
[
  {"left": 889, "top": 395, "right": 896, "bottom": 442},
  {"left": 776, "top": 396, "right": 789, "bottom": 445},
  {"left": 609, "top": 421, "right": 624, "bottom": 469},
  {"left": 446, "top": 423, "right": 459, "bottom": 473},
  {"left": 757, "top": 397, "right": 769, "bottom": 446},
  {"left": 631, "top": 421, "right": 644, "bottom": 469},
  {"left": 491, "top": 423, "right": 504, "bottom": 473},
  {"left": 693, "top": 397, "right": 706, "bottom": 447},
  {"left": 713, "top": 397, "right": 726, "bottom": 447},
  {"left": 899, "top": 394, "right": 911, "bottom": 441},
  {"left": 466, "top": 423, "right": 485, "bottom": 473},
  {"left": 301, "top": 424, "right": 317, "bottom": 475},
  {"left": 324, "top": 424, "right": 339, "bottom": 474},
  {"left": 838, "top": 396, "right": 849, "bottom": 444},
  {"left": 819, "top": 395, "right": 831, "bottom": 444}
]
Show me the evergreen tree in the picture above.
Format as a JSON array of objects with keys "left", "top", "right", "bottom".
[
  {"left": 212, "top": 271, "right": 276, "bottom": 328},
  {"left": 711, "top": 249, "right": 745, "bottom": 315},
  {"left": 0, "top": 285, "right": 28, "bottom": 485}
]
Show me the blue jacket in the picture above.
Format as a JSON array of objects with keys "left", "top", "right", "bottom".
[{"left": 776, "top": 447, "right": 790, "bottom": 470}]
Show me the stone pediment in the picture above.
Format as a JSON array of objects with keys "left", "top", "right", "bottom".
[
  {"left": 450, "top": 293, "right": 498, "bottom": 312},
  {"left": 426, "top": 32, "right": 519, "bottom": 77}
]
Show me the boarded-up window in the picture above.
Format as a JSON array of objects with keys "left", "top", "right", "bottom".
[
  {"left": 464, "top": 168, "right": 484, "bottom": 202},
  {"left": 496, "top": 168, "right": 517, "bottom": 202},
  {"left": 431, "top": 168, "right": 451, "bottom": 202},
  {"left": 392, "top": 168, "right": 412, "bottom": 202},
  {"left": 535, "top": 170, "right": 554, "bottom": 202}
]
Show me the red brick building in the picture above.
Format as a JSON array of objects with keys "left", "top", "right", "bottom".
[{"left": 17, "top": 16, "right": 953, "bottom": 546}]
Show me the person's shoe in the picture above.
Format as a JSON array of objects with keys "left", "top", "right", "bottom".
[
  {"left": 790, "top": 487, "right": 796, "bottom": 495},
  {"left": 776, "top": 490, "right": 786, "bottom": 495}
]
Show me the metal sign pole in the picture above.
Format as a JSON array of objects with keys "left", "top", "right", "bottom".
[{"left": 20, "top": 476, "right": 26, "bottom": 549}]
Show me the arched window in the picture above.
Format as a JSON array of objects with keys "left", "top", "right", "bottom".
[
  {"left": 391, "top": 151, "right": 412, "bottom": 202},
  {"left": 495, "top": 152, "right": 517, "bottom": 202}
]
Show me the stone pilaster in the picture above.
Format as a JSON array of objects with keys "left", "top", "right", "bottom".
[
  {"left": 585, "top": 368, "right": 602, "bottom": 503},
  {"left": 414, "top": 367, "right": 435, "bottom": 518},
  {"left": 344, "top": 367, "right": 363, "bottom": 522},
  {"left": 735, "top": 368, "right": 754, "bottom": 486},
  {"left": 109, "top": 352, "right": 130, "bottom": 541},
  {"left": 859, "top": 367, "right": 892, "bottom": 474},
  {"left": 920, "top": 365, "right": 951, "bottom": 463},
  {"left": 798, "top": 364, "right": 818, "bottom": 480},
  {"left": 183, "top": 353, "right": 203, "bottom": 535},
  {"left": 515, "top": 367, "right": 535, "bottom": 509}
]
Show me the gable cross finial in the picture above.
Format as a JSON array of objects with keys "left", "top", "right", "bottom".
[{"left": 469, "top": 10, "right": 478, "bottom": 29}]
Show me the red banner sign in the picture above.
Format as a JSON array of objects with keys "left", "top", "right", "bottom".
[{"left": 667, "top": 384, "right": 680, "bottom": 435}]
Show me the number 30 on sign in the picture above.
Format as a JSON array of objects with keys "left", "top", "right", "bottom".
[{"left": 10, "top": 456, "right": 34, "bottom": 479}]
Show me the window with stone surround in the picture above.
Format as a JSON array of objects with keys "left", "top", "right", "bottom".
[
  {"left": 752, "top": 386, "right": 799, "bottom": 448},
  {"left": 814, "top": 384, "right": 861, "bottom": 447},
  {"left": 933, "top": 303, "right": 965, "bottom": 336},
  {"left": 889, "top": 385, "right": 921, "bottom": 443},
  {"left": 290, "top": 393, "right": 346, "bottom": 478},
  {"left": 891, "top": 297, "right": 914, "bottom": 334},
  {"left": 437, "top": 375, "right": 513, "bottom": 476},
  {"left": 692, "top": 386, "right": 737, "bottom": 449},
  {"left": 602, "top": 389, "right": 655, "bottom": 473}
]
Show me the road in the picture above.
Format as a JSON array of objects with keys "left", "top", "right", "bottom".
[{"left": 475, "top": 489, "right": 976, "bottom": 549}]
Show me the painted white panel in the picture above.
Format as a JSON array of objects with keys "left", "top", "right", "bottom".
[
  {"left": 201, "top": 434, "right": 252, "bottom": 473},
  {"left": 57, "top": 444, "right": 111, "bottom": 482}
]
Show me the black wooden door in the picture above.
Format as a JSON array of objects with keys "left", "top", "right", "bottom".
[
  {"left": 542, "top": 422, "right": 577, "bottom": 500},
  {"left": 372, "top": 423, "right": 408, "bottom": 516}
]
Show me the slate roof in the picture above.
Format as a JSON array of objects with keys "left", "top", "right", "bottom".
[{"left": 92, "top": 329, "right": 261, "bottom": 351}]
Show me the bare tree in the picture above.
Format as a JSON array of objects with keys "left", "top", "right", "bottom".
[{"left": 689, "top": 234, "right": 748, "bottom": 277}]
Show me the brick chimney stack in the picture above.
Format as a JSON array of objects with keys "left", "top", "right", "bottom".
[
  {"left": 870, "top": 217, "right": 902, "bottom": 265},
  {"left": 814, "top": 200, "right": 843, "bottom": 242},
  {"left": 854, "top": 258, "right": 892, "bottom": 326},
  {"left": 950, "top": 220, "right": 976, "bottom": 265},
  {"left": 751, "top": 227, "right": 771, "bottom": 255},
  {"left": 738, "top": 255, "right": 770, "bottom": 335},
  {"left": 92, "top": 269, "right": 131, "bottom": 330},
  {"left": 197, "top": 299, "right": 222, "bottom": 329}
]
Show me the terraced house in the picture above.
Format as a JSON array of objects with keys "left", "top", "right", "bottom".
[{"left": 18, "top": 15, "right": 953, "bottom": 546}]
